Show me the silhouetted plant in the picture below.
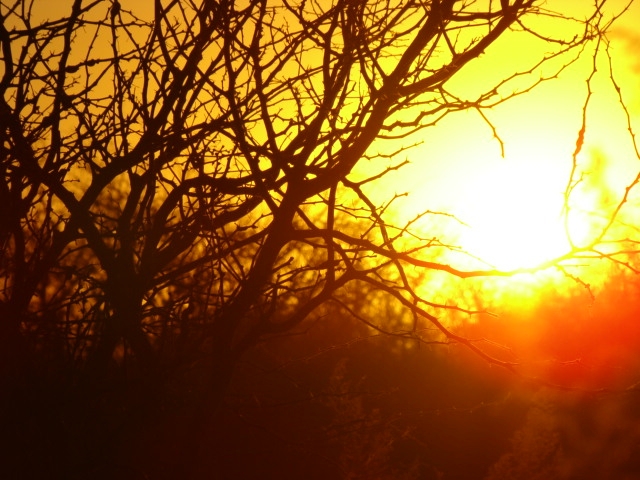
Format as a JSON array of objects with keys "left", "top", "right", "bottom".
[{"left": 1, "top": 0, "right": 637, "bottom": 478}]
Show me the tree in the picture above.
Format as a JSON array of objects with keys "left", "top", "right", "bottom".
[{"left": 0, "top": 0, "right": 636, "bottom": 477}]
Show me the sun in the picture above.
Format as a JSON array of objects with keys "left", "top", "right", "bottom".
[{"left": 456, "top": 157, "right": 573, "bottom": 271}]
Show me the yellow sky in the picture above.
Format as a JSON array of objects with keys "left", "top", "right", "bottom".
[
  {"left": 377, "top": 0, "right": 640, "bottom": 270},
  {"left": 21, "top": 0, "right": 640, "bottom": 271}
]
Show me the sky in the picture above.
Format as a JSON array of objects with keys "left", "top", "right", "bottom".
[
  {"left": 20, "top": 0, "right": 640, "bottom": 271},
  {"left": 379, "top": 0, "right": 640, "bottom": 270}
]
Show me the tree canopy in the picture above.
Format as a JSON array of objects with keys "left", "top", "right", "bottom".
[{"left": 1, "top": 0, "right": 639, "bottom": 478}]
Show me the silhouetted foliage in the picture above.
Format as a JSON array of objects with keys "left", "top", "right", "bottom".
[{"left": 1, "top": 0, "right": 637, "bottom": 478}]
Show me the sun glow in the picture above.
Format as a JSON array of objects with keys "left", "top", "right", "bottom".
[{"left": 456, "top": 158, "right": 572, "bottom": 271}]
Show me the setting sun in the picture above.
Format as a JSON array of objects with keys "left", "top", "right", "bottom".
[{"left": 456, "top": 158, "right": 571, "bottom": 270}]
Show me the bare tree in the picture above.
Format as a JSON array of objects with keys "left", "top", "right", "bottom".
[{"left": 1, "top": 0, "right": 637, "bottom": 476}]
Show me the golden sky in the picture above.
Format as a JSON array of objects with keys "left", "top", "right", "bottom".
[
  {"left": 25, "top": 0, "right": 640, "bottom": 272},
  {"left": 382, "top": 0, "right": 640, "bottom": 270}
]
